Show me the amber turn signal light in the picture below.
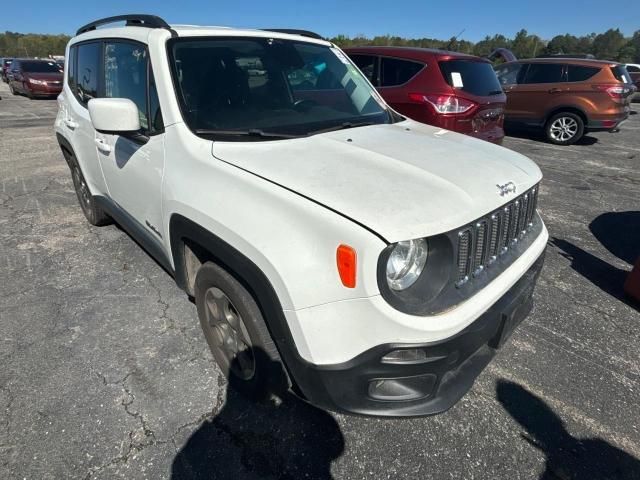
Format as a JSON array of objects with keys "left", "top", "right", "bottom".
[{"left": 336, "top": 244, "right": 357, "bottom": 288}]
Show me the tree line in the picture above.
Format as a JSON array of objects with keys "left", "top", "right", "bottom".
[
  {"left": 331, "top": 28, "right": 640, "bottom": 63},
  {"left": 1, "top": 28, "right": 639, "bottom": 63}
]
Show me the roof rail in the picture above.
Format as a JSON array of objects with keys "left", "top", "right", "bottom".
[
  {"left": 76, "top": 14, "right": 173, "bottom": 36},
  {"left": 262, "top": 29, "right": 324, "bottom": 40}
]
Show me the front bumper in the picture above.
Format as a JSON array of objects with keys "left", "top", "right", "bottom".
[{"left": 293, "top": 252, "right": 545, "bottom": 417}]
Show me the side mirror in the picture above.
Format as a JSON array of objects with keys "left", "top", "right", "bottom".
[{"left": 88, "top": 98, "right": 141, "bottom": 134}]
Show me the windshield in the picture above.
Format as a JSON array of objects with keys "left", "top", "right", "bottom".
[
  {"left": 169, "top": 37, "right": 392, "bottom": 139},
  {"left": 22, "top": 61, "right": 61, "bottom": 73},
  {"left": 439, "top": 60, "right": 503, "bottom": 96}
]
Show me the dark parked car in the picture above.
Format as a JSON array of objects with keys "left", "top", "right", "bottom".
[
  {"left": 1, "top": 58, "right": 13, "bottom": 82},
  {"left": 495, "top": 58, "right": 636, "bottom": 145},
  {"left": 345, "top": 47, "right": 506, "bottom": 144},
  {"left": 8, "top": 58, "right": 63, "bottom": 98},
  {"left": 625, "top": 64, "right": 640, "bottom": 92}
]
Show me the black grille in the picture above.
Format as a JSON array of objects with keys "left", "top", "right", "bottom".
[{"left": 455, "top": 184, "right": 539, "bottom": 287}]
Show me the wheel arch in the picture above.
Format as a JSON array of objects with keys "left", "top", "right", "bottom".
[
  {"left": 56, "top": 132, "right": 76, "bottom": 168},
  {"left": 168, "top": 213, "right": 312, "bottom": 397},
  {"left": 544, "top": 105, "right": 588, "bottom": 126}
]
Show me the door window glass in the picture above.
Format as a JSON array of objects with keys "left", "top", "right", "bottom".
[
  {"left": 522, "top": 63, "right": 564, "bottom": 84},
  {"left": 350, "top": 54, "right": 379, "bottom": 86},
  {"left": 495, "top": 63, "right": 522, "bottom": 85},
  {"left": 380, "top": 57, "right": 424, "bottom": 87},
  {"left": 104, "top": 42, "right": 149, "bottom": 130},
  {"left": 68, "top": 46, "right": 77, "bottom": 91},
  {"left": 76, "top": 42, "right": 101, "bottom": 104}
]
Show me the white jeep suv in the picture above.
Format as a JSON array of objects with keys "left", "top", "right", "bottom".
[{"left": 55, "top": 15, "right": 548, "bottom": 416}]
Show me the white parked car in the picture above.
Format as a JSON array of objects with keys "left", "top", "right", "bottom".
[{"left": 55, "top": 15, "right": 548, "bottom": 416}]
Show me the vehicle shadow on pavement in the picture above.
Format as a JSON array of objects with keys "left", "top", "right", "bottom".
[
  {"left": 590, "top": 211, "right": 640, "bottom": 266},
  {"left": 548, "top": 237, "right": 637, "bottom": 309},
  {"left": 496, "top": 380, "right": 640, "bottom": 480},
  {"left": 504, "top": 128, "right": 599, "bottom": 146},
  {"left": 171, "top": 349, "right": 345, "bottom": 479}
]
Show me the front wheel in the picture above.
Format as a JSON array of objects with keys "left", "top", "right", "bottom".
[
  {"left": 195, "top": 261, "right": 286, "bottom": 399},
  {"left": 545, "top": 112, "right": 584, "bottom": 146},
  {"left": 9, "top": 82, "right": 17, "bottom": 95}
]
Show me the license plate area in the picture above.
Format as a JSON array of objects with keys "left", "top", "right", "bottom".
[{"left": 489, "top": 283, "right": 534, "bottom": 349}]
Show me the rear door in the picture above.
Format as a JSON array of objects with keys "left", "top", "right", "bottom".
[
  {"left": 64, "top": 42, "right": 109, "bottom": 196},
  {"left": 501, "top": 62, "right": 566, "bottom": 125}
]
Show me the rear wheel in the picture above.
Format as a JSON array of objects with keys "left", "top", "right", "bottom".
[
  {"left": 195, "top": 261, "right": 285, "bottom": 399},
  {"left": 69, "top": 155, "right": 111, "bottom": 226},
  {"left": 545, "top": 112, "right": 584, "bottom": 145},
  {"left": 9, "top": 82, "right": 17, "bottom": 95}
]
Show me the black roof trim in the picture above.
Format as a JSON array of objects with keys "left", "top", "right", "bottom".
[
  {"left": 261, "top": 29, "right": 324, "bottom": 40},
  {"left": 76, "top": 14, "right": 174, "bottom": 36}
]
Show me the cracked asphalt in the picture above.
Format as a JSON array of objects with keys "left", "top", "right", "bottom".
[{"left": 1, "top": 81, "right": 639, "bottom": 480}]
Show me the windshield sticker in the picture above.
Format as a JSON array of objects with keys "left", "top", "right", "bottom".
[
  {"left": 331, "top": 48, "right": 351, "bottom": 65},
  {"left": 451, "top": 72, "right": 464, "bottom": 88}
]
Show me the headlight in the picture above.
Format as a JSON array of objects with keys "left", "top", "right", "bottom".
[
  {"left": 28, "top": 78, "right": 47, "bottom": 85},
  {"left": 386, "top": 238, "right": 428, "bottom": 290}
]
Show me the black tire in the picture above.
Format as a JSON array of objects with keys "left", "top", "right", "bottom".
[
  {"left": 9, "top": 82, "right": 17, "bottom": 95},
  {"left": 545, "top": 112, "right": 584, "bottom": 146},
  {"left": 195, "top": 261, "right": 285, "bottom": 399},
  {"left": 69, "top": 155, "right": 111, "bottom": 226}
]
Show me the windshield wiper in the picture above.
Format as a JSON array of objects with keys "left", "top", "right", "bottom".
[
  {"left": 308, "top": 121, "right": 375, "bottom": 136},
  {"left": 194, "top": 128, "right": 300, "bottom": 139}
]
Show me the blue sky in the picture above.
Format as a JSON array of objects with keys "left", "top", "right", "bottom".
[{"left": 1, "top": 0, "right": 637, "bottom": 41}]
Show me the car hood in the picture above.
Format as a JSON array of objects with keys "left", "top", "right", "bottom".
[
  {"left": 211, "top": 120, "right": 542, "bottom": 243},
  {"left": 26, "top": 72, "right": 62, "bottom": 81}
]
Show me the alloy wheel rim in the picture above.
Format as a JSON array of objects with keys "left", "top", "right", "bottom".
[
  {"left": 73, "top": 167, "right": 91, "bottom": 208},
  {"left": 203, "top": 287, "right": 255, "bottom": 380},
  {"left": 550, "top": 117, "right": 578, "bottom": 142}
]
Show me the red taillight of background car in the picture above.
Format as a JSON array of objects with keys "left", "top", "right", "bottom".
[
  {"left": 592, "top": 84, "right": 634, "bottom": 99},
  {"left": 408, "top": 93, "right": 476, "bottom": 114}
]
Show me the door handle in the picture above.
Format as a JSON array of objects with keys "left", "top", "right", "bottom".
[
  {"left": 94, "top": 138, "right": 111, "bottom": 153},
  {"left": 64, "top": 118, "right": 79, "bottom": 129},
  {"left": 548, "top": 88, "right": 562, "bottom": 93}
]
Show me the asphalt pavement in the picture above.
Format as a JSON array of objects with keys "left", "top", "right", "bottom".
[{"left": 1, "top": 81, "right": 639, "bottom": 479}]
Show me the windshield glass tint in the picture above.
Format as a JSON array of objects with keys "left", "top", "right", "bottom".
[
  {"left": 439, "top": 60, "right": 502, "bottom": 96},
  {"left": 169, "top": 38, "right": 390, "bottom": 138},
  {"left": 22, "top": 61, "right": 60, "bottom": 73}
]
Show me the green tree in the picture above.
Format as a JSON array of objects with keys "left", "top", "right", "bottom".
[{"left": 591, "top": 28, "right": 627, "bottom": 60}]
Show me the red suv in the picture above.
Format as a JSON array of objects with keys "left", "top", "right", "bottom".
[{"left": 345, "top": 47, "right": 506, "bottom": 144}]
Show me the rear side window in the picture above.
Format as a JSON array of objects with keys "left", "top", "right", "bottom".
[
  {"left": 380, "top": 57, "right": 423, "bottom": 87},
  {"left": 350, "top": 54, "right": 379, "bottom": 86},
  {"left": 522, "top": 63, "right": 565, "bottom": 84},
  {"left": 76, "top": 42, "right": 101, "bottom": 104},
  {"left": 567, "top": 65, "right": 600, "bottom": 82},
  {"left": 439, "top": 60, "right": 502, "bottom": 96},
  {"left": 67, "top": 47, "right": 77, "bottom": 91},
  {"left": 626, "top": 65, "right": 640, "bottom": 73},
  {"left": 611, "top": 65, "right": 632, "bottom": 83}
]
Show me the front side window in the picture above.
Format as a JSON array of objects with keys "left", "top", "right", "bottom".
[
  {"left": 169, "top": 38, "right": 392, "bottom": 139},
  {"left": 522, "top": 63, "right": 565, "bottom": 84},
  {"left": 76, "top": 42, "right": 101, "bottom": 103},
  {"left": 380, "top": 57, "right": 423, "bottom": 87},
  {"left": 104, "top": 42, "right": 149, "bottom": 130}
]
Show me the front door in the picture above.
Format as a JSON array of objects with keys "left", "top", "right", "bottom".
[{"left": 96, "top": 41, "right": 165, "bottom": 239}]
